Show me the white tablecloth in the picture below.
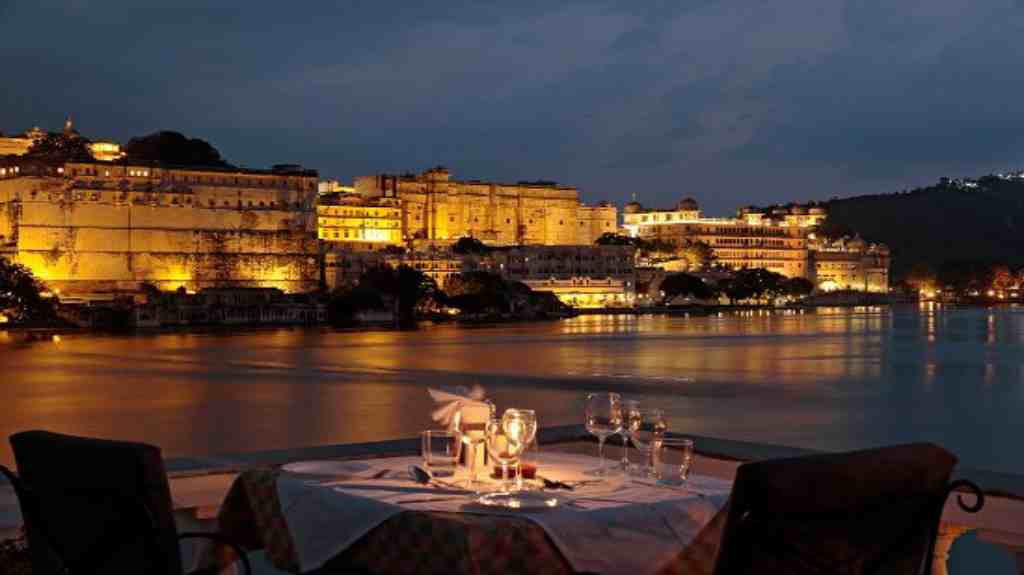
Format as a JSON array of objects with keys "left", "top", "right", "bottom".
[{"left": 276, "top": 451, "right": 731, "bottom": 575}]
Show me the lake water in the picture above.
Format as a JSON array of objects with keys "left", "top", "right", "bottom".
[{"left": 1, "top": 304, "right": 1023, "bottom": 475}]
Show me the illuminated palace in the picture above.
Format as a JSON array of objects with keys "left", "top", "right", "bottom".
[
  {"left": 623, "top": 199, "right": 890, "bottom": 292},
  {"left": 0, "top": 160, "right": 320, "bottom": 294},
  {"left": 351, "top": 166, "right": 617, "bottom": 247},
  {"left": 0, "top": 119, "right": 124, "bottom": 162},
  {"left": 316, "top": 192, "right": 402, "bottom": 249}
]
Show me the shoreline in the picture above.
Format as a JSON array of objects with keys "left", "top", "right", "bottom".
[{"left": 3, "top": 299, "right": 1020, "bottom": 338}]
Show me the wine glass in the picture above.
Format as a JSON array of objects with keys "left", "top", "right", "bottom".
[
  {"left": 485, "top": 418, "right": 524, "bottom": 491},
  {"left": 584, "top": 392, "right": 623, "bottom": 476},
  {"left": 661, "top": 437, "right": 695, "bottom": 483},
  {"left": 630, "top": 409, "right": 667, "bottom": 478},
  {"left": 502, "top": 409, "right": 537, "bottom": 491},
  {"left": 620, "top": 400, "right": 641, "bottom": 472}
]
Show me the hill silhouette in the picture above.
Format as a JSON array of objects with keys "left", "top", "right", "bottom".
[{"left": 820, "top": 175, "right": 1024, "bottom": 280}]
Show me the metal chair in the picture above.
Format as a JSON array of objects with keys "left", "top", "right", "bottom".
[
  {"left": 3, "top": 430, "right": 251, "bottom": 575},
  {"left": 712, "top": 442, "right": 983, "bottom": 575}
]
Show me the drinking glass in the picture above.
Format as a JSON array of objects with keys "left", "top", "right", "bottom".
[
  {"left": 620, "top": 400, "right": 641, "bottom": 471},
  {"left": 502, "top": 409, "right": 537, "bottom": 491},
  {"left": 584, "top": 392, "right": 623, "bottom": 476},
  {"left": 660, "top": 437, "right": 695, "bottom": 482},
  {"left": 421, "top": 430, "right": 462, "bottom": 478},
  {"left": 457, "top": 402, "right": 494, "bottom": 491},
  {"left": 629, "top": 409, "right": 667, "bottom": 478},
  {"left": 485, "top": 418, "right": 524, "bottom": 491}
]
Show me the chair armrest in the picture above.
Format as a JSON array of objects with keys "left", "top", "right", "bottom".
[{"left": 179, "top": 532, "right": 252, "bottom": 575}]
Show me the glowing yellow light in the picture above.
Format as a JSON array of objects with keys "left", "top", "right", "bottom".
[
  {"left": 0, "top": 314, "right": 8, "bottom": 324},
  {"left": 52, "top": 335, "right": 62, "bottom": 344}
]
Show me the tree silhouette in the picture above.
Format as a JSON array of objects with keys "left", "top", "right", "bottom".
[
  {"left": 25, "top": 132, "right": 94, "bottom": 162},
  {"left": 123, "top": 131, "right": 230, "bottom": 167},
  {"left": 0, "top": 257, "right": 55, "bottom": 323},
  {"left": 659, "top": 273, "right": 714, "bottom": 301}
]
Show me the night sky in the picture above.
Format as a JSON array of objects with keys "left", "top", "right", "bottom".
[{"left": 2, "top": 1, "right": 1023, "bottom": 214}]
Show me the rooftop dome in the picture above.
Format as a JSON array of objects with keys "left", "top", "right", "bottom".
[
  {"left": 624, "top": 201, "right": 643, "bottom": 214},
  {"left": 790, "top": 205, "right": 807, "bottom": 215},
  {"left": 676, "top": 197, "right": 699, "bottom": 211}
]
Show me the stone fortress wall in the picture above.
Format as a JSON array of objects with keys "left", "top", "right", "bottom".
[{"left": 0, "top": 161, "right": 320, "bottom": 294}]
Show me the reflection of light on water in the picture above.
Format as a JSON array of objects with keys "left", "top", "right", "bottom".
[{"left": 3, "top": 306, "right": 1024, "bottom": 472}]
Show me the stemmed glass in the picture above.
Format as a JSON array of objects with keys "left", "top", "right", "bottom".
[
  {"left": 486, "top": 417, "right": 524, "bottom": 492},
  {"left": 630, "top": 409, "right": 667, "bottom": 478},
  {"left": 502, "top": 409, "right": 537, "bottom": 491},
  {"left": 584, "top": 392, "right": 623, "bottom": 476},
  {"left": 620, "top": 400, "right": 641, "bottom": 472}
]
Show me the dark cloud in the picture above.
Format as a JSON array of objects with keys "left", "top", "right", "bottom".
[{"left": 1, "top": 1, "right": 1021, "bottom": 214}]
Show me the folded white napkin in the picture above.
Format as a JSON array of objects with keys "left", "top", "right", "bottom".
[{"left": 427, "top": 385, "right": 488, "bottom": 430}]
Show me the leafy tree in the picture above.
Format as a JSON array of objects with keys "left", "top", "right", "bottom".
[
  {"left": 782, "top": 277, "right": 814, "bottom": 298},
  {"left": 905, "top": 262, "right": 937, "bottom": 292},
  {"left": 445, "top": 293, "right": 489, "bottom": 315},
  {"left": 659, "top": 273, "right": 714, "bottom": 301},
  {"left": 937, "top": 260, "right": 994, "bottom": 295},
  {"left": 123, "top": 131, "right": 230, "bottom": 167},
  {"left": 452, "top": 236, "right": 491, "bottom": 255},
  {"left": 716, "top": 276, "right": 754, "bottom": 304},
  {"left": 328, "top": 265, "right": 439, "bottom": 323},
  {"left": 717, "top": 268, "right": 787, "bottom": 303},
  {"left": 680, "top": 241, "right": 714, "bottom": 270},
  {"left": 813, "top": 218, "right": 854, "bottom": 241},
  {"left": 595, "top": 233, "right": 633, "bottom": 246},
  {"left": 380, "top": 245, "right": 407, "bottom": 256},
  {"left": 595, "top": 233, "right": 673, "bottom": 255},
  {"left": 638, "top": 238, "right": 676, "bottom": 256},
  {"left": 395, "top": 265, "right": 440, "bottom": 319},
  {"left": 25, "top": 132, "right": 94, "bottom": 162},
  {"left": 0, "top": 257, "right": 55, "bottom": 323},
  {"left": 445, "top": 271, "right": 507, "bottom": 311}
]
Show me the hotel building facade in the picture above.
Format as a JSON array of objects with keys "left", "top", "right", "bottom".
[{"left": 623, "top": 199, "right": 890, "bottom": 292}]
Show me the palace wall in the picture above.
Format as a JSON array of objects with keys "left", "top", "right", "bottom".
[
  {"left": 355, "top": 170, "right": 615, "bottom": 247},
  {"left": 0, "top": 171, "right": 320, "bottom": 294}
]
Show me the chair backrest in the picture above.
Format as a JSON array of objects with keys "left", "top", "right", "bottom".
[
  {"left": 713, "top": 443, "right": 958, "bottom": 575},
  {"left": 9, "top": 430, "right": 183, "bottom": 575}
]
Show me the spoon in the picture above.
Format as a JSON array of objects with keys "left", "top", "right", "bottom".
[{"left": 408, "top": 465, "right": 462, "bottom": 490}]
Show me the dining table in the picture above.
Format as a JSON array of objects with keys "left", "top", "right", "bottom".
[{"left": 204, "top": 446, "right": 733, "bottom": 575}]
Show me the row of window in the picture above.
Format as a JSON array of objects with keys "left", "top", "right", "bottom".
[
  {"left": 319, "top": 230, "right": 400, "bottom": 240},
  {"left": 319, "top": 219, "right": 399, "bottom": 228},
  {"left": 30, "top": 189, "right": 304, "bottom": 210},
  {"left": 68, "top": 167, "right": 315, "bottom": 190},
  {"left": 636, "top": 211, "right": 699, "bottom": 223},
  {"left": 319, "top": 208, "right": 400, "bottom": 218},
  {"left": 712, "top": 238, "right": 791, "bottom": 247}
]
